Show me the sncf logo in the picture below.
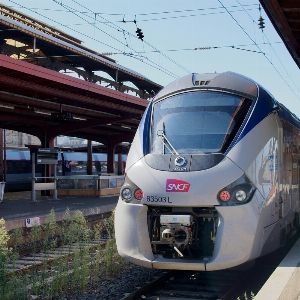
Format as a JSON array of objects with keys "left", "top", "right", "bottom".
[{"left": 166, "top": 179, "right": 190, "bottom": 192}]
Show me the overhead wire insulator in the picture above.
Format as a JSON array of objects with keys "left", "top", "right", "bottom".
[
  {"left": 258, "top": 16, "right": 265, "bottom": 30},
  {"left": 258, "top": 4, "right": 265, "bottom": 31},
  {"left": 136, "top": 27, "right": 144, "bottom": 41}
]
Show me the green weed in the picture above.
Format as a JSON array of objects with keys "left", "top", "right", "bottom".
[
  {"left": 43, "top": 208, "right": 58, "bottom": 251},
  {"left": 0, "top": 210, "right": 126, "bottom": 299}
]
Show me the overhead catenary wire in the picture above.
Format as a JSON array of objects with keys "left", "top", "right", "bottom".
[
  {"left": 119, "top": 7, "right": 259, "bottom": 23},
  {"left": 66, "top": 0, "right": 191, "bottom": 74},
  {"left": 5, "top": 0, "right": 298, "bottom": 97},
  {"left": 1, "top": 37, "right": 280, "bottom": 58},
  {"left": 118, "top": 3, "right": 259, "bottom": 17},
  {"left": 5, "top": 0, "right": 121, "bottom": 53},
  {"left": 53, "top": 0, "right": 296, "bottom": 84},
  {"left": 50, "top": 0, "right": 180, "bottom": 77},
  {"left": 6, "top": 0, "right": 178, "bottom": 78},
  {"left": 217, "top": 0, "right": 300, "bottom": 102},
  {"left": 37, "top": 7, "right": 260, "bottom": 26},
  {"left": 234, "top": 0, "right": 300, "bottom": 97},
  {"left": 101, "top": 42, "right": 283, "bottom": 56},
  {"left": 6, "top": 3, "right": 259, "bottom": 17},
  {"left": 68, "top": 0, "right": 191, "bottom": 74}
]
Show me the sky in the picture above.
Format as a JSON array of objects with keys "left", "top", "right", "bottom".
[{"left": 3, "top": 0, "right": 300, "bottom": 115}]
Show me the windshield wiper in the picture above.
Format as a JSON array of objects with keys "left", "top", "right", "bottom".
[{"left": 157, "top": 128, "right": 179, "bottom": 155}]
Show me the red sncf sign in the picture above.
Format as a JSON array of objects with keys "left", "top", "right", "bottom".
[{"left": 166, "top": 179, "right": 190, "bottom": 192}]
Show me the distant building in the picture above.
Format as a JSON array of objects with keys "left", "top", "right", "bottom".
[
  {"left": 5, "top": 130, "right": 40, "bottom": 148},
  {"left": 56, "top": 136, "right": 87, "bottom": 148}
]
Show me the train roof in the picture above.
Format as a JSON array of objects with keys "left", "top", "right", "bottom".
[
  {"left": 151, "top": 71, "right": 300, "bottom": 133},
  {"left": 153, "top": 72, "right": 258, "bottom": 101}
]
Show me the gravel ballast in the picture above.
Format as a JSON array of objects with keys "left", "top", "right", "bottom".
[{"left": 73, "top": 263, "right": 162, "bottom": 300}]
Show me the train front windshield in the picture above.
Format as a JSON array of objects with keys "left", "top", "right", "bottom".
[{"left": 151, "top": 91, "right": 250, "bottom": 154}]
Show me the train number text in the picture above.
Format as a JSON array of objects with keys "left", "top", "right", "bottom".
[{"left": 146, "top": 196, "right": 172, "bottom": 203}]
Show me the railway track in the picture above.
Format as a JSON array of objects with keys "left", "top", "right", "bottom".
[
  {"left": 3, "top": 238, "right": 113, "bottom": 299},
  {"left": 6, "top": 212, "right": 113, "bottom": 275},
  {"left": 6, "top": 239, "right": 107, "bottom": 274},
  {"left": 123, "top": 269, "right": 245, "bottom": 300},
  {"left": 122, "top": 240, "right": 300, "bottom": 300}
]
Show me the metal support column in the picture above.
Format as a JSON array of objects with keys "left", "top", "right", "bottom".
[
  {"left": 0, "top": 129, "right": 6, "bottom": 202},
  {"left": 53, "top": 161, "right": 57, "bottom": 200},
  {"left": 117, "top": 152, "right": 123, "bottom": 175},
  {"left": 3, "top": 129, "right": 6, "bottom": 182},
  {"left": 0, "top": 129, "right": 4, "bottom": 182},
  {"left": 31, "top": 152, "right": 36, "bottom": 202},
  {"left": 87, "top": 140, "right": 93, "bottom": 175},
  {"left": 41, "top": 134, "right": 53, "bottom": 196},
  {"left": 107, "top": 142, "right": 116, "bottom": 174}
]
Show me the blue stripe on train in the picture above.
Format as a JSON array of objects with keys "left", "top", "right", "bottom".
[
  {"left": 139, "top": 103, "right": 152, "bottom": 156},
  {"left": 229, "top": 87, "right": 276, "bottom": 149},
  {"left": 234, "top": 86, "right": 300, "bottom": 147}
]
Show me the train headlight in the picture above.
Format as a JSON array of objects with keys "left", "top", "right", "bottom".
[
  {"left": 235, "top": 189, "right": 247, "bottom": 202},
  {"left": 217, "top": 174, "right": 255, "bottom": 206},
  {"left": 120, "top": 177, "right": 144, "bottom": 203},
  {"left": 121, "top": 187, "right": 133, "bottom": 202}
]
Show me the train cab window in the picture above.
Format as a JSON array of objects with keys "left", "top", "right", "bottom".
[{"left": 151, "top": 91, "right": 251, "bottom": 154}]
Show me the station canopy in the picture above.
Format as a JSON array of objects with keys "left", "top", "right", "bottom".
[
  {"left": 0, "top": 4, "right": 163, "bottom": 146},
  {"left": 260, "top": 0, "right": 300, "bottom": 68}
]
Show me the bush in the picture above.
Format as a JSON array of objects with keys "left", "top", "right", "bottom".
[{"left": 0, "top": 219, "right": 9, "bottom": 253}]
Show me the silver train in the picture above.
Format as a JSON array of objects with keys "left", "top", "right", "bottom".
[{"left": 115, "top": 72, "right": 300, "bottom": 271}]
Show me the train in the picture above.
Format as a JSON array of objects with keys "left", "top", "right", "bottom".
[
  {"left": 5, "top": 149, "right": 126, "bottom": 191},
  {"left": 115, "top": 71, "right": 300, "bottom": 271}
]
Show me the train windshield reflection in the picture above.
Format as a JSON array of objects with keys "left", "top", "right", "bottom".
[{"left": 151, "top": 91, "right": 250, "bottom": 154}]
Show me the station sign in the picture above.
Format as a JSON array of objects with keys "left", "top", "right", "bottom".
[
  {"left": 25, "top": 216, "right": 41, "bottom": 228},
  {"left": 37, "top": 148, "right": 58, "bottom": 165}
]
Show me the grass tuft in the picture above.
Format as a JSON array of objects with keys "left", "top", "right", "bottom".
[{"left": 0, "top": 210, "right": 125, "bottom": 299}]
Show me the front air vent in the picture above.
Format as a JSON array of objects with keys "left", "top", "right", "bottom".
[{"left": 194, "top": 80, "right": 210, "bottom": 86}]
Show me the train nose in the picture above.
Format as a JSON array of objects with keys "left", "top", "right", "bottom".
[{"left": 125, "top": 155, "right": 244, "bottom": 207}]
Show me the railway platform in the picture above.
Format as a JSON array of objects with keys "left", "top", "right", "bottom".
[
  {"left": 0, "top": 191, "right": 118, "bottom": 230},
  {"left": 255, "top": 237, "right": 300, "bottom": 300}
]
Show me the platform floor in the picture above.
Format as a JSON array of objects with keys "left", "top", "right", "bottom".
[
  {"left": 255, "top": 237, "right": 300, "bottom": 300},
  {"left": 0, "top": 191, "right": 118, "bottom": 230}
]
